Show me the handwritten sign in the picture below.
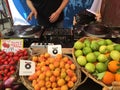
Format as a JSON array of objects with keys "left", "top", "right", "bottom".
[{"left": 1, "top": 39, "right": 23, "bottom": 53}]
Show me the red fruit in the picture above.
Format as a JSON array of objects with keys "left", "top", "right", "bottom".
[
  {"left": 10, "top": 66, "right": 15, "bottom": 71},
  {"left": 7, "top": 52, "right": 14, "bottom": 57},
  {"left": 4, "top": 61, "right": 8, "bottom": 65},
  {"left": 3, "top": 76, "right": 9, "bottom": 81},
  {"left": 13, "top": 56, "right": 19, "bottom": 61},
  {"left": 4, "top": 69, "right": 9, "bottom": 74},
  {"left": 10, "top": 70, "right": 15, "bottom": 74}
]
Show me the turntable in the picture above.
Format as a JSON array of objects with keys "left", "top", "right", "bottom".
[{"left": 4, "top": 25, "right": 45, "bottom": 38}]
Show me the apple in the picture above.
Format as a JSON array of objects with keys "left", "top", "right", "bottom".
[
  {"left": 74, "top": 49, "right": 83, "bottom": 57},
  {"left": 86, "top": 52, "right": 97, "bottom": 63},
  {"left": 74, "top": 41, "right": 84, "bottom": 50},
  {"left": 110, "top": 50, "right": 120, "bottom": 61},
  {"left": 77, "top": 56, "right": 87, "bottom": 66},
  {"left": 96, "top": 62, "right": 107, "bottom": 73},
  {"left": 97, "top": 54, "right": 108, "bottom": 62},
  {"left": 85, "top": 63, "right": 95, "bottom": 73}
]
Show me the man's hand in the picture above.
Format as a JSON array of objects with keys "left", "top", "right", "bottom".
[
  {"left": 27, "top": 9, "right": 37, "bottom": 20},
  {"left": 49, "top": 12, "right": 60, "bottom": 23}
]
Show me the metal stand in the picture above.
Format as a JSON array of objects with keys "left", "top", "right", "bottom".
[{"left": 0, "top": 0, "right": 13, "bottom": 30}]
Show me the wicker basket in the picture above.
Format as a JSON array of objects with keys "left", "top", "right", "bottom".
[
  {"left": 20, "top": 54, "right": 82, "bottom": 90},
  {"left": 72, "top": 36, "right": 112, "bottom": 88}
]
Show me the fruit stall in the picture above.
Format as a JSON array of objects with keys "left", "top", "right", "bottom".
[{"left": 0, "top": 37, "right": 120, "bottom": 90}]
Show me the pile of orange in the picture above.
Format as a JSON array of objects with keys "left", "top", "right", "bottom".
[
  {"left": 102, "top": 60, "right": 120, "bottom": 85},
  {"left": 28, "top": 53, "right": 77, "bottom": 90}
]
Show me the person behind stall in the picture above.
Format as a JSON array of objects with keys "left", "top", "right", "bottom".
[{"left": 26, "top": 0, "right": 69, "bottom": 28}]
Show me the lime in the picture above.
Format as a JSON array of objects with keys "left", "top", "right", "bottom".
[
  {"left": 99, "top": 45, "right": 108, "bottom": 54},
  {"left": 90, "top": 41, "right": 99, "bottom": 51}
]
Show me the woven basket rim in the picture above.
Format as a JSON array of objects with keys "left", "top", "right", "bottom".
[
  {"left": 72, "top": 36, "right": 112, "bottom": 88},
  {"left": 20, "top": 54, "right": 81, "bottom": 90}
]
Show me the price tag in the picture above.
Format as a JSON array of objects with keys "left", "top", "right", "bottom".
[
  {"left": 1, "top": 39, "right": 23, "bottom": 53},
  {"left": 19, "top": 60, "right": 35, "bottom": 76},
  {"left": 48, "top": 45, "right": 62, "bottom": 56}
]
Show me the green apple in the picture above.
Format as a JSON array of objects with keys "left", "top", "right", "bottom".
[
  {"left": 90, "top": 40, "right": 99, "bottom": 51},
  {"left": 99, "top": 45, "right": 108, "bottom": 54},
  {"left": 110, "top": 50, "right": 120, "bottom": 61},
  {"left": 74, "top": 49, "right": 83, "bottom": 57},
  {"left": 106, "top": 45, "right": 114, "bottom": 52},
  {"left": 114, "top": 44, "right": 120, "bottom": 52},
  {"left": 74, "top": 41, "right": 84, "bottom": 50},
  {"left": 85, "top": 63, "right": 95, "bottom": 73},
  {"left": 93, "top": 51, "right": 101, "bottom": 58},
  {"left": 97, "top": 54, "right": 108, "bottom": 62},
  {"left": 98, "top": 39, "right": 107, "bottom": 46},
  {"left": 86, "top": 52, "right": 97, "bottom": 63},
  {"left": 96, "top": 62, "right": 107, "bottom": 73},
  {"left": 77, "top": 56, "right": 87, "bottom": 66},
  {"left": 105, "top": 39, "right": 113, "bottom": 45},
  {"left": 83, "top": 39, "right": 91, "bottom": 47},
  {"left": 82, "top": 47, "right": 92, "bottom": 55}
]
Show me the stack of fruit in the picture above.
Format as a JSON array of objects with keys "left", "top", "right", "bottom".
[
  {"left": 73, "top": 37, "right": 120, "bottom": 87},
  {"left": 0, "top": 48, "right": 29, "bottom": 90},
  {"left": 21, "top": 53, "right": 80, "bottom": 90}
]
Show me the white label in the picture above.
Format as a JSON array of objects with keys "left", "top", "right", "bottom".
[
  {"left": 19, "top": 60, "right": 35, "bottom": 76},
  {"left": 48, "top": 45, "right": 62, "bottom": 56}
]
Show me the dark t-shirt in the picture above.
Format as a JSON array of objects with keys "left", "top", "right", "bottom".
[{"left": 31, "top": 0, "right": 64, "bottom": 27}]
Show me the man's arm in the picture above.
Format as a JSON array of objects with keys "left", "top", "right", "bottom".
[
  {"left": 49, "top": 0, "right": 69, "bottom": 23},
  {"left": 26, "top": 0, "right": 37, "bottom": 20}
]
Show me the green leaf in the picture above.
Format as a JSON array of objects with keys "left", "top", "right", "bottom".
[{"left": 96, "top": 72, "right": 105, "bottom": 80}]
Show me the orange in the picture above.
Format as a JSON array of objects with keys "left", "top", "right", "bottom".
[
  {"left": 40, "top": 87, "right": 46, "bottom": 90},
  {"left": 61, "top": 85, "right": 68, "bottom": 90},
  {"left": 62, "top": 56, "right": 69, "bottom": 63},
  {"left": 108, "top": 60, "right": 120, "bottom": 73},
  {"left": 49, "top": 63, "right": 55, "bottom": 70},
  {"left": 51, "top": 82, "right": 57, "bottom": 88},
  {"left": 71, "top": 75, "right": 77, "bottom": 82},
  {"left": 34, "top": 83, "right": 40, "bottom": 90},
  {"left": 53, "top": 61, "right": 60, "bottom": 68},
  {"left": 57, "top": 78, "right": 65, "bottom": 86},
  {"left": 39, "top": 73, "right": 45, "bottom": 80},
  {"left": 45, "top": 81, "right": 52, "bottom": 88},
  {"left": 50, "top": 76, "right": 56, "bottom": 82},
  {"left": 38, "top": 80, "right": 45, "bottom": 87},
  {"left": 67, "top": 81, "right": 74, "bottom": 88},
  {"left": 32, "top": 56, "right": 38, "bottom": 62},
  {"left": 102, "top": 71, "right": 115, "bottom": 85},
  {"left": 46, "top": 70, "right": 52, "bottom": 77},
  {"left": 44, "top": 52, "right": 51, "bottom": 58},
  {"left": 115, "top": 73, "right": 120, "bottom": 81},
  {"left": 70, "top": 64, "right": 76, "bottom": 70}
]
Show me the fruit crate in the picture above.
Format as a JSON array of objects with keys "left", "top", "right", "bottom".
[
  {"left": 72, "top": 36, "right": 120, "bottom": 89},
  {"left": 19, "top": 53, "right": 82, "bottom": 90}
]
